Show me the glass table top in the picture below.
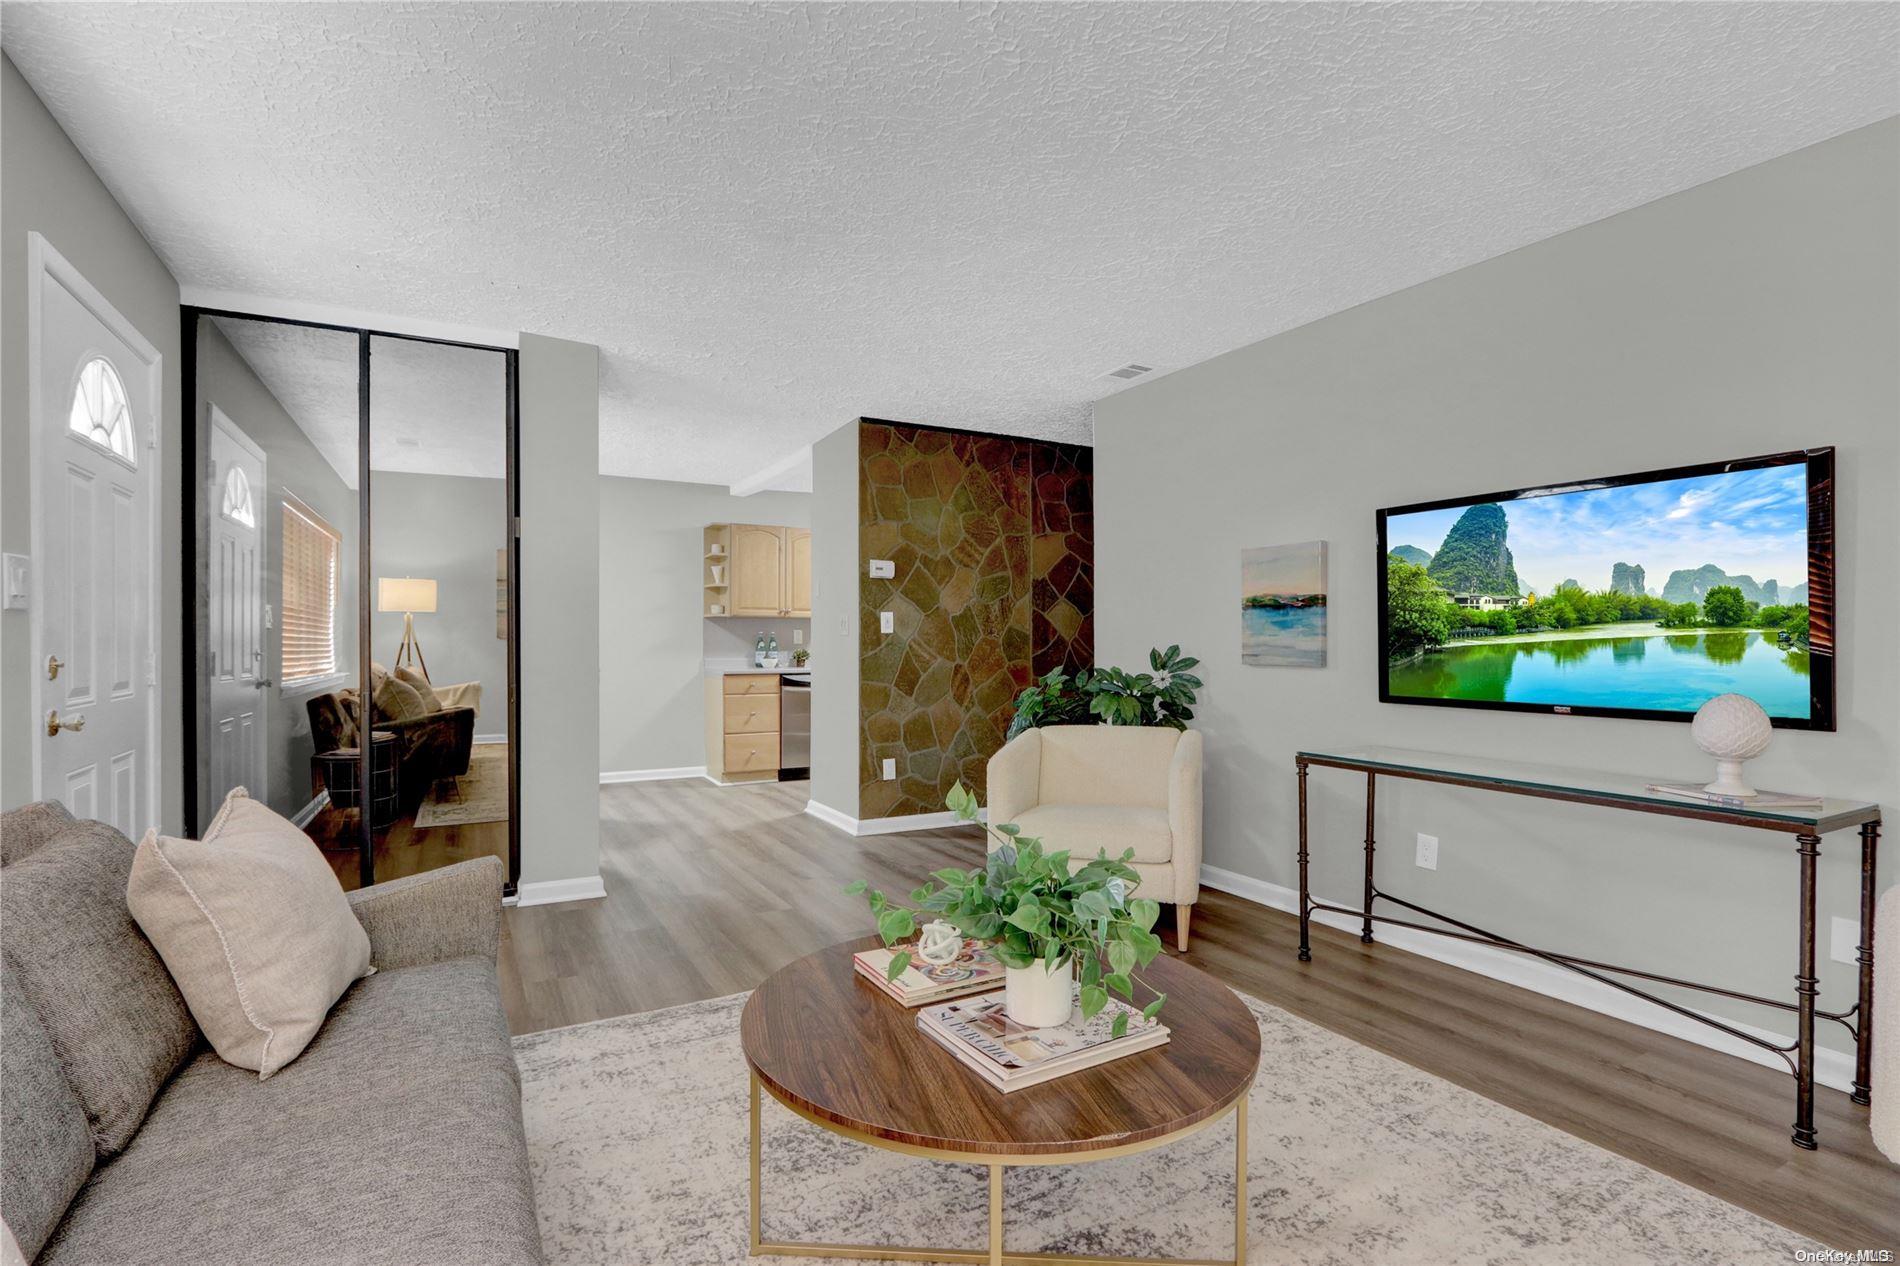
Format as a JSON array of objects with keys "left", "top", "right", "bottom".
[{"left": 1296, "top": 745, "right": 1880, "bottom": 830}]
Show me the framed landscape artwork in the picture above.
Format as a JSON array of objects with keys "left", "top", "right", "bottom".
[{"left": 1242, "top": 540, "right": 1328, "bottom": 667}]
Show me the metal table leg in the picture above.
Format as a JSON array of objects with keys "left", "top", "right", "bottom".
[
  {"left": 1297, "top": 763, "right": 1312, "bottom": 962},
  {"left": 1853, "top": 821, "right": 1880, "bottom": 1106},
  {"left": 1793, "top": 832, "right": 1820, "bottom": 1150}
]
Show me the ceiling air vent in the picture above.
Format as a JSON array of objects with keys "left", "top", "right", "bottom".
[{"left": 1102, "top": 363, "right": 1155, "bottom": 382}]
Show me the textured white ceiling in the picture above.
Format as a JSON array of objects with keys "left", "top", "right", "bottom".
[
  {"left": 8, "top": 3, "right": 1898, "bottom": 486},
  {"left": 212, "top": 316, "right": 507, "bottom": 486}
]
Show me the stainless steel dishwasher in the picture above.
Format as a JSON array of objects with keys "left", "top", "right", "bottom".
[{"left": 779, "top": 674, "right": 811, "bottom": 780}]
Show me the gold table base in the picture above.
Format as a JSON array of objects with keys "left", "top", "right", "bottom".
[{"left": 749, "top": 1072, "right": 1248, "bottom": 1266}]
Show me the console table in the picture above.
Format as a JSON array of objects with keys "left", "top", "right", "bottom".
[{"left": 1294, "top": 746, "right": 1882, "bottom": 1150}]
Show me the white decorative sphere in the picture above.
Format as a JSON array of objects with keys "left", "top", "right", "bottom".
[{"left": 1691, "top": 694, "right": 1772, "bottom": 797}]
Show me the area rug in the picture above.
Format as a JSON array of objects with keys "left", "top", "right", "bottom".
[
  {"left": 512, "top": 991, "right": 1816, "bottom": 1265},
  {"left": 414, "top": 744, "right": 508, "bottom": 828}
]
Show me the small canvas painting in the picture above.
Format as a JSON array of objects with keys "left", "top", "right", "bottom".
[{"left": 1242, "top": 541, "right": 1328, "bottom": 667}]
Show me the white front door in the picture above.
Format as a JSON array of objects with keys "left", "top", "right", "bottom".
[
  {"left": 31, "top": 234, "right": 163, "bottom": 839},
  {"left": 207, "top": 406, "right": 267, "bottom": 806}
]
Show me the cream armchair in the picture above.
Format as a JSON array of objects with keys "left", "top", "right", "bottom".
[{"left": 986, "top": 725, "right": 1204, "bottom": 951}]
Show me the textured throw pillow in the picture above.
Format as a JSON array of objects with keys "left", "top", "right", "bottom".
[
  {"left": 0, "top": 817, "right": 196, "bottom": 1156},
  {"left": 127, "top": 789, "right": 372, "bottom": 1078},
  {"left": 373, "top": 670, "right": 428, "bottom": 723},
  {"left": 394, "top": 664, "right": 442, "bottom": 711}
]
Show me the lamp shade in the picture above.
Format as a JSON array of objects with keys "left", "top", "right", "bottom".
[{"left": 377, "top": 576, "right": 437, "bottom": 614}]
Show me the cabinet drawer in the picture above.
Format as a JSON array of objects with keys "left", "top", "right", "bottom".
[
  {"left": 723, "top": 674, "right": 781, "bottom": 696},
  {"left": 723, "top": 695, "right": 780, "bottom": 734},
  {"left": 724, "top": 733, "right": 780, "bottom": 773}
]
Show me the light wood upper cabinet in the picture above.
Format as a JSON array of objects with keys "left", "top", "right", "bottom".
[
  {"left": 712, "top": 523, "right": 812, "bottom": 617},
  {"left": 730, "top": 524, "right": 787, "bottom": 617},
  {"left": 786, "top": 528, "right": 812, "bottom": 618}
]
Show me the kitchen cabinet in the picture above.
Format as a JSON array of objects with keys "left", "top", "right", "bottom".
[
  {"left": 785, "top": 528, "right": 812, "bottom": 618},
  {"left": 704, "top": 523, "right": 811, "bottom": 617},
  {"left": 705, "top": 673, "right": 781, "bottom": 783}
]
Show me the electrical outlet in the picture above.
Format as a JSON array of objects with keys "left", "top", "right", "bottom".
[
  {"left": 879, "top": 610, "right": 895, "bottom": 634},
  {"left": 792, "top": 628, "right": 803, "bottom": 645},
  {"left": 1831, "top": 917, "right": 1862, "bottom": 965},
  {"left": 1415, "top": 833, "right": 1439, "bottom": 870},
  {"left": 838, "top": 615, "right": 849, "bottom": 636},
  {"left": 881, "top": 758, "right": 897, "bottom": 781}
]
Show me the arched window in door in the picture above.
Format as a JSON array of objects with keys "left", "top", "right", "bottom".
[
  {"left": 68, "top": 356, "right": 137, "bottom": 464},
  {"left": 220, "top": 464, "right": 256, "bottom": 528}
]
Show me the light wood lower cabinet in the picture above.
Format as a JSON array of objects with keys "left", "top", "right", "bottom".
[{"left": 705, "top": 673, "right": 781, "bottom": 783}]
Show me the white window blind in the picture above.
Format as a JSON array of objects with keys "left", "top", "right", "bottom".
[{"left": 281, "top": 497, "right": 340, "bottom": 686}]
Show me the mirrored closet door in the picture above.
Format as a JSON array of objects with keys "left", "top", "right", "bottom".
[{"left": 187, "top": 311, "right": 518, "bottom": 893}]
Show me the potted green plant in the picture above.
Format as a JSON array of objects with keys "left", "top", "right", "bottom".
[
  {"left": 1005, "top": 645, "right": 1202, "bottom": 740},
  {"left": 847, "top": 783, "right": 1168, "bottom": 1033}
]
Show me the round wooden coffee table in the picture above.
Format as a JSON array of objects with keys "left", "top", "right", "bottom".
[{"left": 740, "top": 937, "right": 1261, "bottom": 1266}]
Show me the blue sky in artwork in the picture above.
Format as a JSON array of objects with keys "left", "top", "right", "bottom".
[{"left": 1388, "top": 465, "right": 1808, "bottom": 597}]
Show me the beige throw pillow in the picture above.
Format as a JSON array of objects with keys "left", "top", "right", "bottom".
[
  {"left": 394, "top": 664, "right": 441, "bottom": 711},
  {"left": 373, "top": 671, "right": 428, "bottom": 723},
  {"left": 127, "top": 789, "right": 372, "bottom": 1078}
]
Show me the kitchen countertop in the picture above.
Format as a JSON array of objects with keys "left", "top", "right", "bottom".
[{"left": 703, "top": 660, "right": 813, "bottom": 677}]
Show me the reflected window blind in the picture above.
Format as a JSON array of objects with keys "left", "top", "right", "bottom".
[{"left": 281, "top": 497, "right": 340, "bottom": 685}]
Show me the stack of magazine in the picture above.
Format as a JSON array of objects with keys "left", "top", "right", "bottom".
[
  {"left": 917, "top": 988, "right": 1170, "bottom": 1092},
  {"left": 852, "top": 940, "right": 1006, "bottom": 1007}
]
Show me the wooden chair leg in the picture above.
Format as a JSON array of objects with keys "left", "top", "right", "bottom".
[{"left": 1176, "top": 904, "right": 1192, "bottom": 953}]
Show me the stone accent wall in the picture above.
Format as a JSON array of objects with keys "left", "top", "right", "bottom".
[{"left": 858, "top": 421, "right": 1092, "bottom": 819}]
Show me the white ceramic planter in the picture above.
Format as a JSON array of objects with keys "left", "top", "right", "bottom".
[{"left": 1004, "top": 959, "right": 1074, "bottom": 1028}]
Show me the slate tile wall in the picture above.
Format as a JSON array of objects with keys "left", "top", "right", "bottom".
[{"left": 858, "top": 420, "right": 1092, "bottom": 818}]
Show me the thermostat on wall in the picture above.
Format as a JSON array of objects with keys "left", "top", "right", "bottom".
[{"left": 868, "top": 559, "right": 895, "bottom": 579}]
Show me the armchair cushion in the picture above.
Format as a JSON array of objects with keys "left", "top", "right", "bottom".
[
  {"left": 1039, "top": 725, "right": 1182, "bottom": 808},
  {"left": 1012, "top": 805, "right": 1174, "bottom": 865}
]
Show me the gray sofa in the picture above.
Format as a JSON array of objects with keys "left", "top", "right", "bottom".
[{"left": 0, "top": 801, "right": 543, "bottom": 1265}]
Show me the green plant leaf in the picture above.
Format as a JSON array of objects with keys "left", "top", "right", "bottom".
[
  {"left": 1107, "top": 939, "right": 1137, "bottom": 976},
  {"left": 995, "top": 822, "right": 1020, "bottom": 836},
  {"left": 1128, "top": 898, "right": 1160, "bottom": 931},
  {"left": 876, "top": 907, "right": 915, "bottom": 945},
  {"left": 1105, "top": 972, "right": 1133, "bottom": 999},
  {"left": 1142, "top": 993, "right": 1167, "bottom": 1022},
  {"left": 884, "top": 950, "right": 913, "bottom": 982},
  {"left": 1079, "top": 983, "right": 1107, "bottom": 1021},
  {"left": 1003, "top": 898, "right": 1046, "bottom": 935},
  {"left": 844, "top": 880, "right": 867, "bottom": 895},
  {"left": 1079, "top": 955, "right": 1101, "bottom": 989},
  {"left": 1111, "top": 1011, "right": 1129, "bottom": 1039}
]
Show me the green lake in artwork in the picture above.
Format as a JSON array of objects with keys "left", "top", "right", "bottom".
[{"left": 1387, "top": 626, "right": 1810, "bottom": 718}]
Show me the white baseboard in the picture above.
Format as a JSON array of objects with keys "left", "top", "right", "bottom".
[
  {"left": 289, "top": 791, "right": 329, "bottom": 829},
  {"left": 1198, "top": 864, "right": 1858, "bottom": 1095},
  {"left": 474, "top": 733, "right": 508, "bottom": 746},
  {"left": 514, "top": 875, "right": 606, "bottom": 906},
  {"left": 600, "top": 766, "right": 708, "bottom": 785},
  {"left": 804, "top": 801, "right": 985, "bottom": 837}
]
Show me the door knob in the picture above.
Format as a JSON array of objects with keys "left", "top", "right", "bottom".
[
  {"left": 254, "top": 679, "right": 275, "bottom": 689},
  {"left": 46, "top": 654, "right": 63, "bottom": 680},
  {"left": 46, "top": 710, "right": 85, "bottom": 737}
]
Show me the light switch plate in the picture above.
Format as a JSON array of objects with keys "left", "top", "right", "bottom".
[
  {"left": 792, "top": 628, "right": 803, "bottom": 645},
  {"left": 869, "top": 559, "right": 895, "bottom": 579},
  {"left": 879, "top": 610, "right": 895, "bottom": 634},
  {"left": 2, "top": 553, "right": 27, "bottom": 610},
  {"left": 881, "top": 758, "right": 897, "bottom": 780}
]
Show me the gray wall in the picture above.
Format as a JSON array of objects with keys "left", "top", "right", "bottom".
[
  {"left": 1094, "top": 118, "right": 1898, "bottom": 1058},
  {"left": 370, "top": 471, "right": 509, "bottom": 739},
  {"left": 195, "top": 321, "right": 360, "bottom": 819},
  {"left": 0, "top": 55, "right": 184, "bottom": 827},
  {"left": 809, "top": 422, "right": 862, "bottom": 816},
  {"left": 518, "top": 334, "right": 601, "bottom": 890},
  {"left": 597, "top": 476, "right": 810, "bottom": 774}
]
